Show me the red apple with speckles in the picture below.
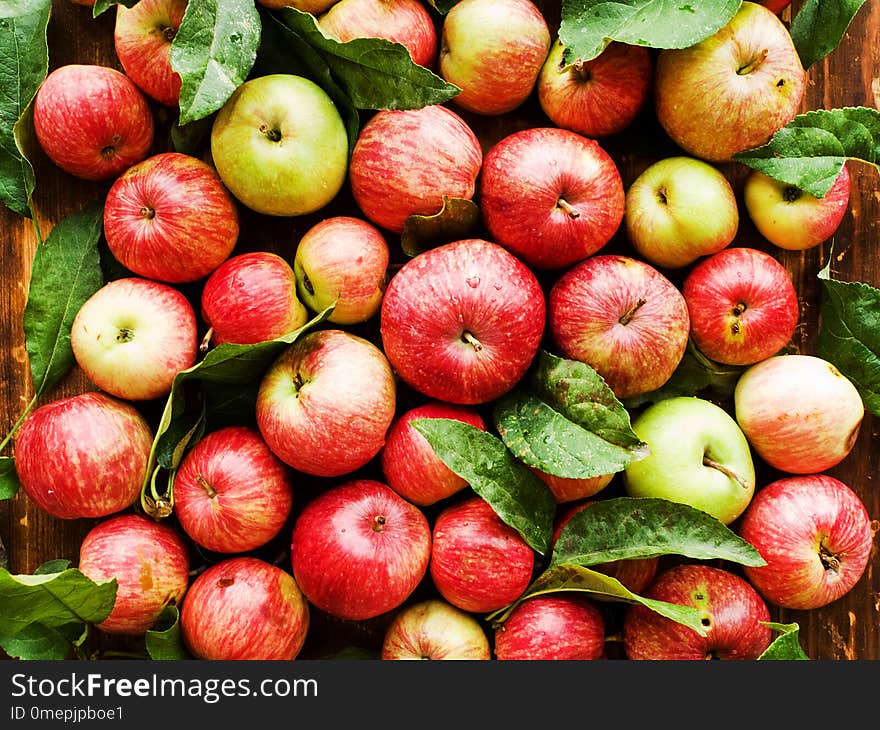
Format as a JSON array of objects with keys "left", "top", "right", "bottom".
[{"left": 381, "top": 599, "right": 492, "bottom": 660}]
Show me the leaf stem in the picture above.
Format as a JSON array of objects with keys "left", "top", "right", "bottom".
[{"left": 0, "top": 393, "right": 39, "bottom": 454}]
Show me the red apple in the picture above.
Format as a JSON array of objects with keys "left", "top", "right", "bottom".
[
  {"left": 537, "top": 40, "right": 653, "bottom": 138},
  {"left": 290, "top": 479, "right": 432, "bottom": 621},
  {"left": 380, "top": 238, "right": 546, "bottom": 405},
  {"left": 201, "top": 251, "right": 308, "bottom": 346},
  {"left": 256, "top": 329, "right": 396, "bottom": 477},
  {"left": 257, "top": 0, "right": 336, "bottom": 13},
  {"left": 548, "top": 254, "right": 690, "bottom": 400},
  {"left": 180, "top": 556, "right": 309, "bottom": 660},
  {"left": 682, "top": 247, "right": 800, "bottom": 366},
  {"left": 530, "top": 469, "right": 615, "bottom": 505},
  {"left": 104, "top": 152, "right": 240, "bottom": 284},
  {"left": 78, "top": 513, "right": 190, "bottom": 635},
  {"left": 33, "top": 64, "right": 154, "bottom": 181},
  {"left": 114, "top": 0, "right": 186, "bottom": 107},
  {"left": 429, "top": 495, "right": 535, "bottom": 613},
  {"left": 172, "top": 426, "right": 295, "bottom": 554},
  {"left": 739, "top": 474, "right": 874, "bottom": 610},
  {"left": 757, "top": 0, "right": 791, "bottom": 13},
  {"left": 14, "top": 392, "right": 154, "bottom": 520},
  {"left": 479, "top": 127, "right": 625, "bottom": 270},
  {"left": 381, "top": 598, "right": 492, "bottom": 660},
  {"left": 348, "top": 104, "right": 483, "bottom": 234},
  {"left": 380, "top": 400, "right": 487, "bottom": 507},
  {"left": 623, "top": 563, "right": 772, "bottom": 660}
]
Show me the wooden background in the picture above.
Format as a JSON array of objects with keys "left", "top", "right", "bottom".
[{"left": 1, "top": 0, "right": 879, "bottom": 660}]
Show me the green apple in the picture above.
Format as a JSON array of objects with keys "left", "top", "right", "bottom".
[
  {"left": 210, "top": 73, "right": 348, "bottom": 217},
  {"left": 622, "top": 396, "right": 755, "bottom": 525}
]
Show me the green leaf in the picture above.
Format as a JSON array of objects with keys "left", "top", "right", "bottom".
[
  {"left": 34, "top": 559, "right": 71, "bottom": 575},
  {"left": 170, "top": 0, "right": 261, "bottom": 126},
  {"left": 558, "top": 0, "right": 741, "bottom": 64},
  {"left": 400, "top": 196, "right": 480, "bottom": 258},
  {"left": 23, "top": 200, "right": 105, "bottom": 396},
  {"left": 92, "top": 0, "right": 137, "bottom": 17},
  {"left": 411, "top": 418, "right": 555, "bottom": 556},
  {"left": 0, "top": 0, "right": 51, "bottom": 218},
  {"left": 733, "top": 107, "right": 880, "bottom": 198},
  {"left": 170, "top": 114, "right": 215, "bottom": 156},
  {"left": 0, "top": 622, "right": 83, "bottom": 660},
  {"left": 758, "top": 622, "right": 810, "bottom": 660},
  {"left": 0, "top": 457, "right": 20, "bottom": 500},
  {"left": 146, "top": 605, "right": 189, "bottom": 660},
  {"left": 790, "top": 0, "right": 868, "bottom": 70},
  {"left": 425, "top": 0, "right": 459, "bottom": 13},
  {"left": 551, "top": 497, "right": 766, "bottom": 567}
]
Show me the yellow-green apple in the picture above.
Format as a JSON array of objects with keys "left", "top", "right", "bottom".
[
  {"left": 622, "top": 563, "right": 772, "bottom": 660},
  {"left": 14, "top": 392, "right": 154, "bottom": 520},
  {"left": 654, "top": 1, "right": 806, "bottom": 161},
  {"left": 682, "top": 247, "right": 799, "bottom": 366},
  {"left": 210, "top": 73, "right": 349, "bottom": 217},
  {"left": 103, "top": 152, "right": 240, "bottom": 284},
  {"left": 256, "top": 329, "right": 396, "bottom": 477},
  {"left": 734, "top": 354, "right": 864, "bottom": 474},
  {"left": 623, "top": 396, "right": 756, "bottom": 525},
  {"left": 738, "top": 474, "right": 874, "bottom": 610},
  {"left": 70, "top": 277, "right": 198, "bottom": 401},
  {"left": 172, "top": 426, "right": 294, "bottom": 554},
  {"left": 381, "top": 599, "right": 492, "bottom": 660},
  {"left": 548, "top": 255, "right": 690, "bottom": 400},
  {"left": 180, "top": 556, "right": 309, "bottom": 660},
  {"left": 624, "top": 156, "right": 739, "bottom": 269},
  {"left": 380, "top": 238, "right": 546, "bottom": 405},
  {"left": 200, "top": 251, "right": 308, "bottom": 346},
  {"left": 348, "top": 104, "right": 482, "bottom": 233},
  {"left": 33, "top": 64, "right": 154, "bottom": 181},
  {"left": 293, "top": 215, "right": 389, "bottom": 325},
  {"left": 289, "top": 479, "right": 432, "bottom": 621},
  {"left": 438, "top": 0, "right": 550, "bottom": 115},
  {"left": 479, "top": 127, "right": 625, "bottom": 270},
  {"left": 743, "top": 165, "right": 852, "bottom": 251},
  {"left": 78, "top": 513, "right": 190, "bottom": 635},
  {"left": 537, "top": 40, "right": 652, "bottom": 138}
]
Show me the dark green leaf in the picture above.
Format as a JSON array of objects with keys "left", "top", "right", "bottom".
[
  {"left": 34, "top": 559, "right": 71, "bottom": 575},
  {"left": 170, "top": 0, "right": 261, "bottom": 126},
  {"left": 411, "top": 418, "right": 555, "bottom": 555},
  {"left": 170, "top": 113, "right": 215, "bottom": 156},
  {"left": 0, "top": 0, "right": 51, "bottom": 218},
  {"left": 790, "top": 0, "right": 868, "bottom": 70},
  {"left": 0, "top": 457, "right": 20, "bottom": 500},
  {"left": 23, "top": 200, "right": 105, "bottom": 396},
  {"left": 425, "top": 0, "right": 459, "bottom": 13},
  {"left": 0, "top": 622, "right": 81, "bottom": 660},
  {"left": 400, "top": 196, "right": 480, "bottom": 257},
  {"left": 92, "top": 0, "right": 137, "bottom": 17},
  {"left": 758, "top": 622, "right": 810, "bottom": 660},
  {"left": 146, "top": 606, "right": 189, "bottom": 660},
  {"left": 155, "top": 403, "right": 206, "bottom": 471}
]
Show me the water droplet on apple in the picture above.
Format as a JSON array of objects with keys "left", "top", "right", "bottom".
[{"left": 466, "top": 276, "right": 480, "bottom": 288}]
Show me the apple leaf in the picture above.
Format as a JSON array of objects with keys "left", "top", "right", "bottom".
[
  {"left": 790, "top": 0, "right": 868, "bottom": 71},
  {"left": 35, "top": 559, "right": 72, "bottom": 575},
  {"left": 758, "top": 622, "right": 811, "bottom": 660},
  {"left": 170, "top": 114, "right": 215, "bottom": 157},
  {"left": 411, "top": 418, "right": 556, "bottom": 556},
  {"left": 91, "top": 0, "right": 138, "bottom": 17},
  {"left": 558, "top": 0, "right": 740, "bottom": 64},
  {"left": 0, "top": 0, "right": 50, "bottom": 218},
  {"left": 400, "top": 196, "right": 481, "bottom": 258},
  {"left": 425, "top": 0, "right": 460, "bottom": 14},
  {"left": 732, "top": 106, "right": 880, "bottom": 198},
  {"left": 170, "top": 0, "right": 261, "bottom": 126},
  {"left": 0, "top": 621, "right": 86, "bottom": 661},
  {"left": 0, "top": 457, "right": 20, "bottom": 501},
  {"left": 145, "top": 606, "right": 190, "bottom": 660}
]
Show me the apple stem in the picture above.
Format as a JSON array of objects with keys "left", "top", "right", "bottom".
[
  {"left": 783, "top": 186, "right": 802, "bottom": 203},
  {"left": 737, "top": 48, "right": 769, "bottom": 75},
  {"left": 372, "top": 515, "right": 386, "bottom": 533},
  {"left": 571, "top": 59, "right": 592, "bottom": 83},
  {"left": 259, "top": 123, "right": 282, "bottom": 143},
  {"left": 618, "top": 297, "right": 648, "bottom": 326},
  {"left": 139, "top": 205, "right": 155, "bottom": 220},
  {"left": 556, "top": 197, "right": 580, "bottom": 219},
  {"left": 199, "top": 327, "right": 213, "bottom": 353},
  {"left": 196, "top": 475, "right": 218, "bottom": 498},
  {"left": 162, "top": 26, "right": 177, "bottom": 42},
  {"left": 702, "top": 455, "right": 750, "bottom": 490},
  {"left": 819, "top": 545, "right": 842, "bottom": 574},
  {"left": 461, "top": 330, "right": 483, "bottom": 351}
]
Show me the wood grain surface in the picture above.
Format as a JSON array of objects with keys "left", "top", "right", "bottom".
[{"left": 1, "top": 0, "right": 878, "bottom": 660}]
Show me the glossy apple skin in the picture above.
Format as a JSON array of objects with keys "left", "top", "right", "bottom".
[
  {"left": 479, "top": 127, "right": 625, "bottom": 270},
  {"left": 290, "top": 479, "right": 432, "bottom": 621},
  {"left": 494, "top": 595, "right": 605, "bottom": 660},
  {"left": 180, "top": 557, "right": 309, "bottom": 660},
  {"left": 201, "top": 251, "right": 308, "bottom": 346},
  {"left": 757, "top": 0, "right": 791, "bottom": 13},
  {"left": 537, "top": 39, "right": 652, "bottom": 138},
  {"left": 744, "top": 165, "right": 851, "bottom": 251},
  {"left": 654, "top": 1, "right": 805, "bottom": 161},
  {"left": 348, "top": 105, "right": 483, "bottom": 233},
  {"left": 172, "top": 426, "right": 295, "bottom": 554},
  {"left": 381, "top": 401, "right": 487, "bottom": 507},
  {"left": 318, "top": 0, "right": 439, "bottom": 69},
  {"left": 623, "top": 564, "right": 772, "bottom": 660},
  {"left": 624, "top": 156, "right": 739, "bottom": 269},
  {"left": 114, "top": 0, "right": 186, "bottom": 107},
  {"left": 683, "top": 247, "right": 799, "bottom": 366},
  {"left": 382, "top": 599, "right": 492, "bottom": 660},
  {"left": 438, "top": 0, "right": 550, "bottom": 116},
  {"left": 429, "top": 496, "right": 535, "bottom": 613},
  {"left": 33, "top": 64, "right": 154, "bottom": 181},
  {"left": 257, "top": 0, "right": 336, "bottom": 13},
  {"left": 380, "top": 239, "right": 546, "bottom": 405},
  {"left": 734, "top": 354, "right": 864, "bottom": 474},
  {"left": 104, "top": 152, "right": 240, "bottom": 284},
  {"left": 293, "top": 216, "right": 389, "bottom": 325},
  {"left": 548, "top": 255, "right": 690, "bottom": 400},
  {"left": 15, "top": 392, "right": 154, "bottom": 520},
  {"left": 530, "top": 468, "right": 614, "bottom": 505},
  {"left": 78, "top": 514, "right": 190, "bottom": 635},
  {"left": 70, "top": 277, "right": 198, "bottom": 401},
  {"left": 739, "top": 475, "right": 874, "bottom": 610}
]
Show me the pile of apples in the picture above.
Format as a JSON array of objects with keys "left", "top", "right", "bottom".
[{"left": 11, "top": 0, "right": 876, "bottom": 661}]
